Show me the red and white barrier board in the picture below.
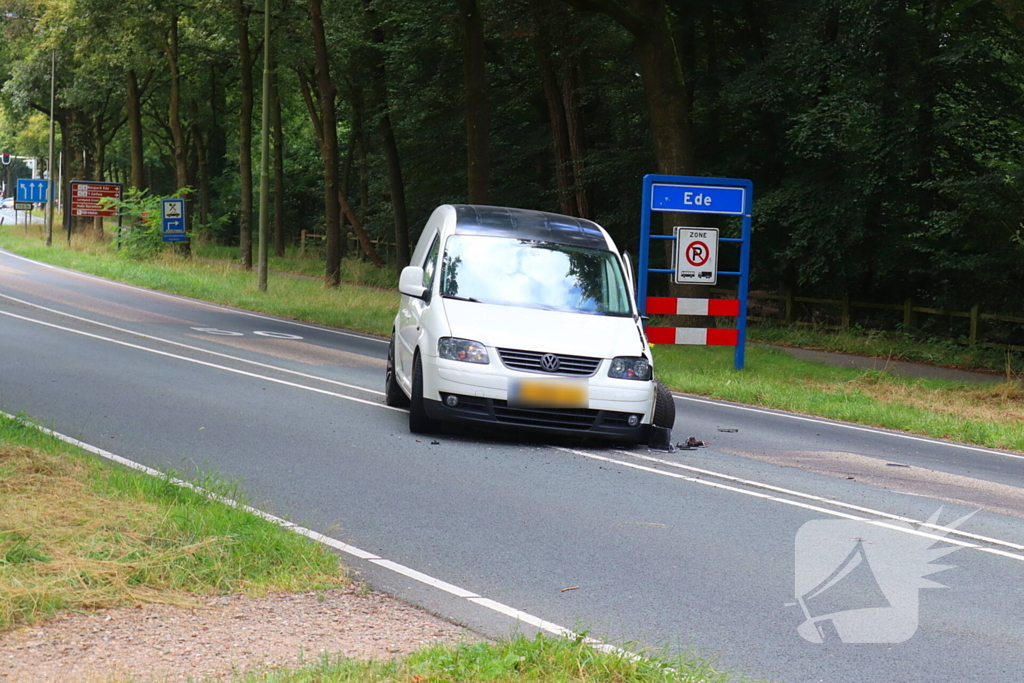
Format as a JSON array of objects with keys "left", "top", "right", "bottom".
[{"left": 645, "top": 297, "right": 741, "bottom": 346}]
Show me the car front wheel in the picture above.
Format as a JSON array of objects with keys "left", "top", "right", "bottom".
[
  {"left": 409, "top": 352, "right": 442, "bottom": 434},
  {"left": 385, "top": 335, "right": 410, "bottom": 407}
]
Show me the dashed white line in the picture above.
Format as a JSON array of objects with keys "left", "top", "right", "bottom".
[
  {"left": 0, "top": 248, "right": 389, "bottom": 344},
  {"left": 0, "top": 309, "right": 400, "bottom": 412},
  {"left": 0, "top": 293, "right": 384, "bottom": 396}
]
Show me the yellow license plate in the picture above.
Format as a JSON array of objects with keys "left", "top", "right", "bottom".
[{"left": 509, "top": 378, "right": 588, "bottom": 408}]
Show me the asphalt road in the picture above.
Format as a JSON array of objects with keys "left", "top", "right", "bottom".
[{"left": 1, "top": 247, "right": 1022, "bottom": 683}]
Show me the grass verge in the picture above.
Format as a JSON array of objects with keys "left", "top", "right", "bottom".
[
  {"left": 749, "top": 324, "right": 1022, "bottom": 376},
  {"left": 0, "top": 413, "right": 733, "bottom": 682},
  {"left": 2, "top": 225, "right": 1022, "bottom": 453},
  {"left": 0, "top": 412, "right": 349, "bottom": 632},
  {"left": 226, "top": 633, "right": 732, "bottom": 683}
]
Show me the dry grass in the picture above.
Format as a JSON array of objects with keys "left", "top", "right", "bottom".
[
  {"left": 0, "top": 446, "right": 205, "bottom": 628},
  {"left": 840, "top": 373, "right": 1024, "bottom": 425},
  {"left": 0, "top": 438, "right": 349, "bottom": 632}
]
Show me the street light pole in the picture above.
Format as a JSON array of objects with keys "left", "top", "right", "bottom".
[
  {"left": 257, "top": 0, "right": 271, "bottom": 291},
  {"left": 45, "top": 48, "right": 55, "bottom": 247}
]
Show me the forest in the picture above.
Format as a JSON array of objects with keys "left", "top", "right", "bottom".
[{"left": 1, "top": 0, "right": 1023, "bottom": 317}]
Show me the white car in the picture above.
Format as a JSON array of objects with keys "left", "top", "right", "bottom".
[
  {"left": 386, "top": 204, "right": 674, "bottom": 446},
  {"left": 0, "top": 197, "right": 13, "bottom": 209}
]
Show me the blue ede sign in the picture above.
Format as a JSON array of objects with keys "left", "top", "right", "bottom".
[{"left": 650, "top": 183, "right": 745, "bottom": 215}]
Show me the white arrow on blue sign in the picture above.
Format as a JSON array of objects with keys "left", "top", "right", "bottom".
[
  {"left": 161, "top": 198, "right": 187, "bottom": 242},
  {"left": 16, "top": 179, "right": 49, "bottom": 203}
]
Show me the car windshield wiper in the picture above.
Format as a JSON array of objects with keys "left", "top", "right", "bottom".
[{"left": 443, "top": 294, "right": 482, "bottom": 303}]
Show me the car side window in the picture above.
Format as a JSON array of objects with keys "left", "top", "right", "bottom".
[{"left": 422, "top": 234, "right": 441, "bottom": 290}]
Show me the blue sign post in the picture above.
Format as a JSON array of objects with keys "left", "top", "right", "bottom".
[
  {"left": 161, "top": 198, "right": 187, "bottom": 242},
  {"left": 638, "top": 174, "right": 753, "bottom": 369},
  {"left": 16, "top": 178, "right": 49, "bottom": 203}
]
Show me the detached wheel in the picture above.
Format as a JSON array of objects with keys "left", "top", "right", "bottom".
[
  {"left": 653, "top": 380, "right": 676, "bottom": 430},
  {"left": 409, "top": 352, "right": 442, "bottom": 434},
  {"left": 385, "top": 335, "right": 410, "bottom": 407}
]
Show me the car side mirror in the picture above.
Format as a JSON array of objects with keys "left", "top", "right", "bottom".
[{"left": 399, "top": 266, "right": 428, "bottom": 299}]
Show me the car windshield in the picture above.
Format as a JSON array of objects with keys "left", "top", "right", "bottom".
[{"left": 440, "top": 234, "right": 633, "bottom": 316}]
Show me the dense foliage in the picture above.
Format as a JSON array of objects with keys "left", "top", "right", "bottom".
[{"left": 0, "top": 0, "right": 1022, "bottom": 313}]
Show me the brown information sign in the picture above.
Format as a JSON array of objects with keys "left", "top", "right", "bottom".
[{"left": 70, "top": 181, "right": 122, "bottom": 217}]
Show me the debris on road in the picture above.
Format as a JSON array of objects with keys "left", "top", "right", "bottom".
[{"left": 677, "top": 437, "right": 706, "bottom": 449}]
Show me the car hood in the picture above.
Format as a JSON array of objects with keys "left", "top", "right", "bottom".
[{"left": 441, "top": 298, "right": 647, "bottom": 359}]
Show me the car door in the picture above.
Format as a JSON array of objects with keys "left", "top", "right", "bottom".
[{"left": 396, "top": 232, "right": 441, "bottom": 382}]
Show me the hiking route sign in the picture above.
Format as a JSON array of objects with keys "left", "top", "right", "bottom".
[{"left": 70, "top": 181, "right": 122, "bottom": 217}]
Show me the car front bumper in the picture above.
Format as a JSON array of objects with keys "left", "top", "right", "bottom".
[{"left": 421, "top": 356, "right": 655, "bottom": 443}]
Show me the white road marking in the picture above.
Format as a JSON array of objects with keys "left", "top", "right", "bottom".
[
  {"left": 0, "top": 248, "right": 389, "bottom": 344},
  {"left": 673, "top": 394, "right": 1024, "bottom": 461},
  {"left": 555, "top": 447, "right": 1024, "bottom": 564},
  {"left": 0, "top": 293, "right": 384, "bottom": 396},
  {"left": 1, "top": 412, "right": 623, "bottom": 655},
  {"left": 0, "top": 308, "right": 402, "bottom": 412}
]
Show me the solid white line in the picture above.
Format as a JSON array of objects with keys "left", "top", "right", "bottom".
[
  {"left": 467, "top": 598, "right": 575, "bottom": 636},
  {"left": 0, "top": 248, "right": 389, "bottom": 344},
  {"left": 555, "top": 447, "right": 1024, "bottom": 563},
  {"left": 0, "top": 308, "right": 404, "bottom": 413},
  {"left": 0, "top": 292, "right": 384, "bottom": 397},
  {"left": 2, "top": 412, "right": 630, "bottom": 657},
  {"left": 617, "top": 450, "right": 1024, "bottom": 552},
  {"left": 672, "top": 394, "right": 1024, "bottom": 462},
  {"left": 369, "top": 560, "right": 481, "bottom": 599}
]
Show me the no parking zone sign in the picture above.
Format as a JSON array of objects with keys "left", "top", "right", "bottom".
[{"left": 637, "top": 174, "right": 753, "bottom": 369}]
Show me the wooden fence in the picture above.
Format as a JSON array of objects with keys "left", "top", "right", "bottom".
[
  {"left": 708, "top": 288, "right": 1024, "bottom": 353},
  {"left": 298, "top": 229, "right": 395, "bottom": 258}
]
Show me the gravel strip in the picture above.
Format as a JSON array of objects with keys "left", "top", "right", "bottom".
[{"left": 0, "top": 586, "right": 478, "bottom": 682}]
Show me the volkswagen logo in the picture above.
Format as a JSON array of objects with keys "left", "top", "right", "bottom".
[{"left": 540, "top": 353, "right": 561, "bottom": 372}]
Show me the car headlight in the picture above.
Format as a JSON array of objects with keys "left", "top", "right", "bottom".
[
  {"left": 438, "top": 337, "right": 489, "bottom": 364},
  {"left": 608, "top": 356, "right": 652, "bottom": 381}
]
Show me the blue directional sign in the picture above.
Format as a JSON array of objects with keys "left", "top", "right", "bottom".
[
  {"left": 16, "top": 178, "right": 49, "bottom": 203},
  {"left": 161, "top": 198, "right": 187, "bottom": 242},
  {"left": 650, "top": 182, "right": 745, "bottom": 215}
]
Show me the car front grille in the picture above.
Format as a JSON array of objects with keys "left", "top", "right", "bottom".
[
  {"left": 497, "top": 348, "right": 602, "bottom": 376},
  {"left": 491, "top": 400, "right": 598, "bottom": 430}
]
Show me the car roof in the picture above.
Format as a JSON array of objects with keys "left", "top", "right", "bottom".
[{"left": 451, "top": 205, "right": 611, "bottom": 251}]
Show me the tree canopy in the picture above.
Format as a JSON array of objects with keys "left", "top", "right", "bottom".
[{"left": 0, "top": 0, "right": 1021, "bottom": 313}]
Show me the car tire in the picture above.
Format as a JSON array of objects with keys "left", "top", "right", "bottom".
[
  {"left": 409, "top": 352, "right": 442, "bottom": 434},
  {"left": 385, "top": 335, "right": 410, "bottom": 407},
  {"left": 653, "top": 379, "right": 676, "bottom": 430}
]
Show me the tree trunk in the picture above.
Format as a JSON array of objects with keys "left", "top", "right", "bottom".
[
  {"left": 237, "top": 0, "right": 254, "bottom": 269},
  {"left": 310, "top": 0, "right": 343, "bottom": 285},
  {"left": 126, "top": 70, "right": 146, "bottom": 192},
  {"left": 271, "top": 69, "right": 285, "bottom": 258},
  {"left": 364, "top": 0, "right": 411, "bottom": 271},
  {"left": 92, "top": 118, "right": 106, "bottom": 240},
  {"left": 456, "top": 0, "right": 491, "bottom": 204},
  {"left": 560, "top": 51, "right": 590, "bottom": 219},
  {"left": 530, "top": 3, "right": 575, "bottom": 215},
  {"left": 164, "top": 14, "right": 191, "bottom": 256}
]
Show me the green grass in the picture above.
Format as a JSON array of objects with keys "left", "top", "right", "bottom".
[
  {"left": 223, "top": 633, "right": 734, "bottom": 683},
  {"left": 749, "top": 324, "right": 1022, "bottom": 376},
  {"left": 653, "top": 344, "right": 1024, "bottom": 451},
  {"left": 0, "top": 412, "right": 349, "bottom": 632},
  {"left": 193, "top": 242, "right": 400, "bottom": 290}
]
